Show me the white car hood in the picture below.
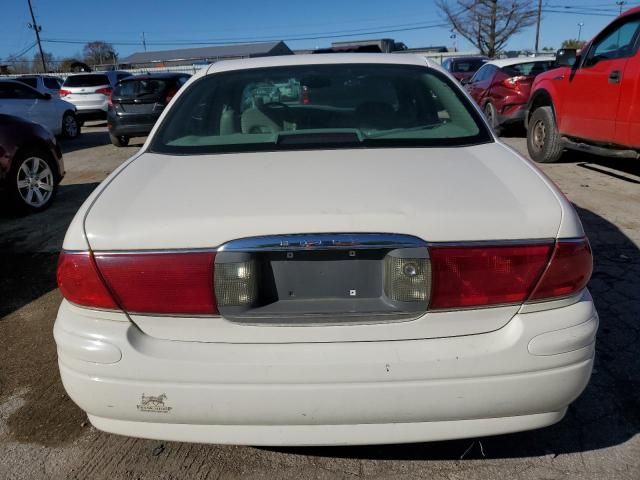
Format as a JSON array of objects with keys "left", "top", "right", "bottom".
[{"left": 84, "top": 143, "right": 562, "bottom": 251}]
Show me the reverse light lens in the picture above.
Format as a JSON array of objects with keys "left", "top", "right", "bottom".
[
  {"left": 57, "top": 252, "right": 119, "bottom": 310},
  {"left": 384, "top": 256, "right": 431, "bottom": 302},
  {"left": 94, "top": 252, "right": 217, "bottom": 315},
  {"left": 215, "top": 260, "right": 258, "bottom": 307},
  {"left": 429, "top": 244, "right": 553, "bottom": 309}
]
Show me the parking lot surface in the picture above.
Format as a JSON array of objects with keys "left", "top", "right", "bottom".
[{"left": 0, "top": 125, "right": 639, "bottom": 480}]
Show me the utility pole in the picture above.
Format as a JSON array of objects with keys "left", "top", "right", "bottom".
[
  {"left": 616, "top": 1, "right": 626, "bottom": 14},
  {"left": 27, "top": 0, "right": 46, "bottom": 72},
  {"left": 534, "top": 0, "right": 543, "bottom": 55},
  {"left": 578, "top": 22, "right": 584, "bottom": 42},
  {"left": 142, "top": 32, "right": 147, "bottom": 52}
]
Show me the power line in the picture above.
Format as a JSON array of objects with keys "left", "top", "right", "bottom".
[{"left": 41, "top": 20, "right": 450, "bottom": 48}]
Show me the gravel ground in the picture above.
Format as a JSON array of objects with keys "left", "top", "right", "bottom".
[{"left": 0, "top": 124, "right": 638, "bottom": 479}]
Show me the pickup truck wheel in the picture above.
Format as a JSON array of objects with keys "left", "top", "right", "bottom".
[
  {"left": 527, "top": 107, "right": 563, "bottom": 163},
  {"left": 109, "top": 133, "right": 129, "bottom": 147},
  {"left": 484, "top": 102, "right": 501, "bottom": 135}
]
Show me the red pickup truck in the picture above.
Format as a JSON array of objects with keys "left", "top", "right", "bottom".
[{"left": 526, "top": 7, "right": 640, "bottom": 163}]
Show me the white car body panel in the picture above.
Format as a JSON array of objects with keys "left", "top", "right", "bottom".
[
  {"left": 56, "top": 54, "right": 596, "bottom": 445},
  {"left": 0, "top": 86, "right": 75, "bottom": 135},
  {"left": 83, "top": 144, "right": 565, "bottom": 251}
]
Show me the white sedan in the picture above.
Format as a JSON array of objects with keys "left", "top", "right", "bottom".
[
  {"left": 0, "top": 80, "right": 80, "bottom": 138},
  {"left": 55, "top": 54, "right": 597, "bottom": 446}
]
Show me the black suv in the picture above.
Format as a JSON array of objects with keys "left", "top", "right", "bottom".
[{"left": 107, "top": 73, "right": 190, "bottom": 146}]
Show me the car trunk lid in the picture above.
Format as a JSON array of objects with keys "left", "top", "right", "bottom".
[{"left": 83, "top": 143, "right": 562, "bottom": 343}]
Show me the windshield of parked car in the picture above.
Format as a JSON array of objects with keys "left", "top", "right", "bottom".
[
  {"left": 63, "top": 74, "right": 109, "bottom": 87},
  {"left": 150, "top": 64, "right": 491, "bottom": 154},
  {"left": 452, "top": 59, "right": 487, "bottom": 73},
  {"left": 502, "top": 61, "right": 556, "bottom": 77}
]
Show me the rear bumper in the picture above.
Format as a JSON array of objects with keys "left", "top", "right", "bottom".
[
  {"left": 498, "top": 104, "right": 527, "bottom": 126},
  {"left": 76, "top": 109, "right": 107, "bottom": 121},
  {"left": 108, "top": 123, "right": 155, "bottom": 138},
  {"left": 55, "top": 291, "right": 597, "bottom": 446}
]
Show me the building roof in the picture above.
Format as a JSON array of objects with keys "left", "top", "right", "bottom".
[{"left": 121, "top": 41, "right": 292, "bottom": 65}]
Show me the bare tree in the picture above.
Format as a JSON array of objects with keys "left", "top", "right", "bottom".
[
  {"left": 83, "top": 41, "right": 118, "bottom": 68},
  {"left": 561, "top": 39, "right": 587, "bottom": 50},
  {"left": 436, "top": 0, "right": 538, "bottom": 57}
]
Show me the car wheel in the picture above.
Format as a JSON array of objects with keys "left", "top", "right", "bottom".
[
  {"left": 109, "top": 133, "right": 129, "bottom": 147},
  {"left": 484, "top": 102, "right": 501, "bottom": 135},
  {"left": 62, "top": 112, "right": 80, "bottom": 139},
  {"left": 9, "top": 149, "right": 58, "bottom": 214},
  {"left": 527, "top": 107, "right": 563, "bottom": 163}
]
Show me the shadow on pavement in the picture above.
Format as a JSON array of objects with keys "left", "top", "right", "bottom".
[
  {"left": 267, "top": 206, "right": 640, "bottom": 460},
  {"left": 0, "top": 183, "right": 99, "bottom": 318},
  {"left": 60, "top": 131, "right": 110, "bottom": 153}
]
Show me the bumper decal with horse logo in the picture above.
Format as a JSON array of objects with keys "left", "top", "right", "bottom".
[{"left": 137, "top": 393, "right": 172, "bottom": 413}]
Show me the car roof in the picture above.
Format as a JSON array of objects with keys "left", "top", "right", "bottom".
[
  {"left": 205, "top": 53, "right": 434, "bottom": 75},
  {"left": 485, "top": 57, "right": 555, "bottom": 68},
  {"left": 120, "top": 72, "right": 190, "bottom": 82},
  {"left": 451, "top": 56, "right": 489, "bottom": 62}
]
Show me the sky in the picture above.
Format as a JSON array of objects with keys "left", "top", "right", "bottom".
[{"left": 1, "top": 0, "right": 638, "bottom": 64}]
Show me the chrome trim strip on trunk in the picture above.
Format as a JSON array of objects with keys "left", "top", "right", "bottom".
[{"left": 218, "top": 233, "right": 428, "bottom": 252}]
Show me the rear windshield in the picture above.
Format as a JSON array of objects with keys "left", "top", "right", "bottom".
[
  {"left": 452, "top": 59, "right": 487, "bottom": 73},
  {"left": 16, "top": 77, "right": 38, "bottom": 88},
  {"left": 502, "top": 61, "right": 556, "bottom": 77},
  {"left": 114, "top": 78, "right": 169, "bottom": 98},
  {"left": 63, "top": 74, "right": 109, "bottom": 87},
  {"left": 150, "top": 64, "right": 491, "bottom": 155}
]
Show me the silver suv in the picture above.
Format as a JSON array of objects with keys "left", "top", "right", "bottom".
[
  {"left": 60, "top": 71, "right": 131, "bottom": 121},
  {"left": 15, "top": 75, "right": 63, "bottom": 97}
]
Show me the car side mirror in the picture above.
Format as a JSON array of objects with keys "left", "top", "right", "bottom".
[
  {"left": 42, "top": 92, "right": 52, "bottom": 100},
  {"left": 556, "top": 48, "right": 578, "bottom": 67}
]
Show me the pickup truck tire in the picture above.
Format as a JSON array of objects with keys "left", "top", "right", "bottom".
[
  {"left": 527, "top": 107, "right": 563, "bottom": 163},
  {"left": 109, "top": 133, "right": 129, "bottom": 147}
]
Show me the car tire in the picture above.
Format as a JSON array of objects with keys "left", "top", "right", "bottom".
[
  {"left": 109, "top": 133, "right": 129, "bottom": 147},
  {"left": 484, "top": 102, "right": 501, "bottom": 135},
  {"left": 9, "top": 148, "right": 58, "bottom": 214},
  {"left": 62, "top": 112, "right": 81, "bottom": 139},
  {"left": 527, "top": 107, "right": 564, "bottom": 163}
]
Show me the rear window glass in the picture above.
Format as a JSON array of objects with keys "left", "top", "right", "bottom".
[
  {"left": 114, "top": 79, "right": 169, "bottom": 98},
  {"left": 502, "top": 61, "right": 556, "bottom": 77},
  {"left": 452, "top": 59, "right": 487, "bottom": 73},
  {"left": 151, "top": 63, "right": 491, "bottom": 155},
  {"left": 44, "top": 77, "right": 61, "bottom": 89},
  {"left": 17, "top": 77, "right": 37, "bottom": 88},
  {"left": 63, "top": 74, "right": 109, "bottom": 87}
]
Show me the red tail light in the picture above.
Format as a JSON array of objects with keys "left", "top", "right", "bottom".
[
  {"left": 529, "top": 239, "right": 592, "bottom": 301},
  {"left": 428, "top": 238, "right": 592, "bottom": 310},
  {"left": 96, "top": 87, "right": 112, "bottom": 96},
  {"left": 429, "top": 244, "right": 553, "bottom": 309},
  {"left": 301, "top": 85, "right": 310, "bottom": 105},
  {"left": 94, "top": 252, "right": 217, "bottom": 315},
  {"left": 165, "top": 87, "right": 178, "bottom": 104},
  {"left": 107, "top": 92, "right": 113, "bottom": 108},
  {"left": 501, "top": 75, "right": 531, "bottom": 89},
  {"left": 59, "top": 89, "right": 71, "bottom": 97},
  {"left": 57, "top": 252, "right": 119, "bottom": 310}
]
